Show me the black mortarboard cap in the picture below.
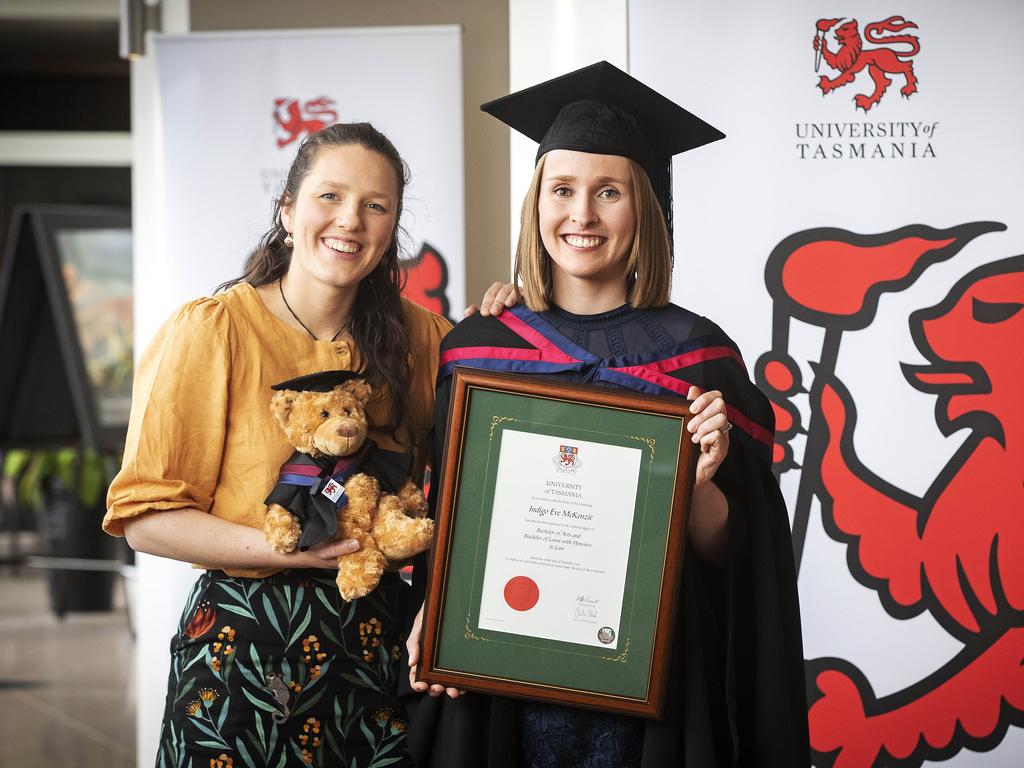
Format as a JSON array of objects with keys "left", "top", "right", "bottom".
[
  {"left": 271, "top": 370, "right": 363, "bottom": 392},
  {"left": 481, "top": 61, "right": 724, "bottom": 235}
]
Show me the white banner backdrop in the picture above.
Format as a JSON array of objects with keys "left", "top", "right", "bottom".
[
  {"left": 155, "top": 27, "right": 464, "bottom": 322},
  {"left": 630, "top": 1, "right": 1024, "bottom": 766},
  {"left": 130, "top": 26, "right": 463, "bottom": 762}
]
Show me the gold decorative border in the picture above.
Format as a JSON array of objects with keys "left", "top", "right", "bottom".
[
  {"left": 602, "top": 638, "right": 631, "bottom": 663},
  {"left": 489, "top": 415, "right": 517, "bottom": 438}
]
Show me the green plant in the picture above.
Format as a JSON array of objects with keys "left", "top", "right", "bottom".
[{"left": 2, "top": 448, "right": 116, "bottom": 509}]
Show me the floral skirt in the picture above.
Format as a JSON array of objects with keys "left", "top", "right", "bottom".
[{"left": 156, "top": 569, "right": 413, "bottom": 768}]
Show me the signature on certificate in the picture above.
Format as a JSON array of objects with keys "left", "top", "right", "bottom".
[{"left": 575, "top": 594, "right": 600, "bottom": 619}]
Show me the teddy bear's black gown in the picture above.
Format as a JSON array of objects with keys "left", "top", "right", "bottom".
[{"left": 403, "top": 302, "right": 810, "bottom": 768}]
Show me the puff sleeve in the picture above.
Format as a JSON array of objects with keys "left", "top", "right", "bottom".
[{"left": 103, "top": 297, "right": 233, "bottom": 536}]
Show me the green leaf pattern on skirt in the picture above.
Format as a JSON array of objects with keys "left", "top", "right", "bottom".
[{"left": 157, "top": 570, "right": 412, "bottom": 768}]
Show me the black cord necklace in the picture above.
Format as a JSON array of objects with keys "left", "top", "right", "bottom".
[{"left": 278, "top": 279, "right": 348, "bottom": 342}]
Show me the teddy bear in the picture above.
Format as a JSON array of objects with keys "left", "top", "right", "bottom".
[{"left": 261, "top": 370, "right": 434, "bottom": 601}]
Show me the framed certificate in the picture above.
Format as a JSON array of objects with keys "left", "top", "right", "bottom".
[{"left": 419, "top": 367, "right": 698, "bottom": 718}]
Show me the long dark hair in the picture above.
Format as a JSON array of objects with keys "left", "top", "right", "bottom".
[{"left": 222, "top": 123, "right": 413, "bottom": 438}]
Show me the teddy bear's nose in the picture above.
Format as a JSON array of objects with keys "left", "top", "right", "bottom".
[{"left": 335, "top": 420, "right": 360, "bottom": 438}]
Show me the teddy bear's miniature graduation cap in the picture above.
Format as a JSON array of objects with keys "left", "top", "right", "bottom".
[
  {"left": 480, "top": 60, "right": 724, "bottom": 237},
  {"left": 271, "top": 370, "right": 363, "bottom": 392}
]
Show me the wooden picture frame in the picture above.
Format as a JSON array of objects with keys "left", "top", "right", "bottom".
[{"left": 419, "top": 367, "right": 698, "bottom": 718}]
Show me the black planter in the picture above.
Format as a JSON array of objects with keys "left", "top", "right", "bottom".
[{"left": 38, "top": 484, "right": 118, "bottom": 616}]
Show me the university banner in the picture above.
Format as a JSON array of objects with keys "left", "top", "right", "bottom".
[
  {"left": 154, "top": 27, "right": 463, "bottom": 320},
  {"left": 630, "top": 1, "right": 1023, "bottom": 766},
  {"left": 135, "top": 27, "right": 463, "bottom": 761}
]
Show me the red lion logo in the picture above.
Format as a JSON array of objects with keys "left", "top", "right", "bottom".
[
  {"left": 756, "top": 223, "right": 1024, "bottom": 766},
  {"left": 400, "top": 241, "right": 451, "bottom": 320},
  {"left": 813, "top": 16, "right": 920, "bottom": 111},
  {"left": 273, "top": 96, "right": 339, "bottom": 148}
]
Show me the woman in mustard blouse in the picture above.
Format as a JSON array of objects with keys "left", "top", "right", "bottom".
[{"left": 104, "top": 123, "right": 451, "bottom": 767}]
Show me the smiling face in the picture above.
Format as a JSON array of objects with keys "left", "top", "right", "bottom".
[
  {"left": 537, "top": 149, "right": 637, "bottom": 307},
  {"left": 280, "top": 144, "right": 399, "bottom": 294}
]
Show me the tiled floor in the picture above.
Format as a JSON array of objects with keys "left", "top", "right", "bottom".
[{"left": 0, "top": 567, "right": 135, "bottom": 768}]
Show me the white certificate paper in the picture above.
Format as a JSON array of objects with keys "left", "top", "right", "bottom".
[{"left": 477, "top": 429, "right": 642, "bottom": 648}]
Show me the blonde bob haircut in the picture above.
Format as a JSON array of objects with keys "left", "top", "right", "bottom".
[{"left": 514, "top": 154, "right": 673, "bottom": 311}]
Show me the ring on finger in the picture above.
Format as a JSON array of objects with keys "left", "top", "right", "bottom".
[{"left": 722, "top": 422, "right": 733, "bottom": 434}]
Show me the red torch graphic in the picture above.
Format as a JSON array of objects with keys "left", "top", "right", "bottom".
[
  {"left": 754, "top": 221, "right": 1005, "bottom": 571},
  {"left": 814, "top": 18, "right": 842, "bottom": 72}
]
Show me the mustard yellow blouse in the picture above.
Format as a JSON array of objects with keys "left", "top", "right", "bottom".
[{"left": 103, "top": 283, "right": 451, "bottom": 577}]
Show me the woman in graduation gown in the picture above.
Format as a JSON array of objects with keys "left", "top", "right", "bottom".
[{"left": 404, "top": 63, "right": 810, "bottom": 767}]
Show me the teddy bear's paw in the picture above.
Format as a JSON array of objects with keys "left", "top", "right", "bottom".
[
  {"left": 341, "top": 474, "right": 380, "bottom": 528},
  {"left": 337, "top": 581, "right": 373, "bottom": 602},
  {"left": 336, "top": 547, "right": 387, "bottom": 601},
  {"left": 264, "top": 504, "right": 302, "bottom": 553},
  {"left": 397, "top": 480, "right": 429, "bottom": 518},
  {"left": 345, "top": 473, "right": 380, "bottom": 499},
  {"left": 374, "top": 504, "right": 435, "bottom": 561}
]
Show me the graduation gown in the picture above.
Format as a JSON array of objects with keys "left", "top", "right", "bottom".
[
  {"left": 264, "top": 441, "right": 413, "bottom": 550},
  {"left": 404, "top": 303, "right": 809, "bottom": 767}
]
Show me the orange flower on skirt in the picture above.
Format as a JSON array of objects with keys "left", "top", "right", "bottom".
[{"left": 184, "top": 601, "right": 217, "bottom": 639}]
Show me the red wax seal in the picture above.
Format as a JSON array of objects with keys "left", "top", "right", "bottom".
[{"left": 503, "top": 576, "right": 540, "bottom": 611}]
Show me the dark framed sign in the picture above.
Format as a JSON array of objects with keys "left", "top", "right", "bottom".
[
  {"left": 419, "top": 367, "right": 698, "bottom": 718},
  {"left": 0, "top": 205, "right": 132, "bottom": 450}
]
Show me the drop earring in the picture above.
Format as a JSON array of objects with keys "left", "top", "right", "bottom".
[{"left": 283, "top": 233, "right": 294, "bottom": 247}]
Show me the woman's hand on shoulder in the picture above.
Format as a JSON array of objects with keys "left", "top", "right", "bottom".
[
  {"left": 686, "top": 385, "right": 730, "bottom": 487},
  {"left": 462, "top": 282, "right": 518, "bottom": 318}
]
